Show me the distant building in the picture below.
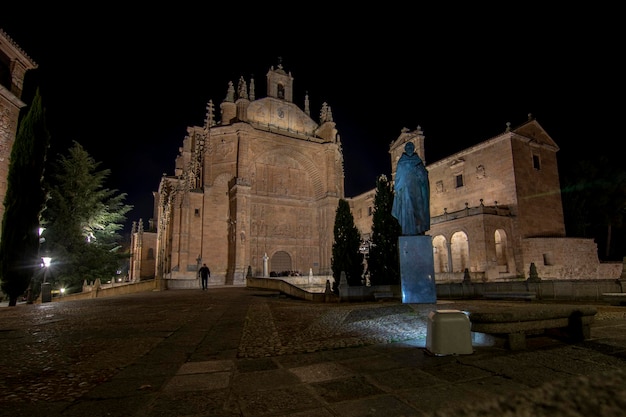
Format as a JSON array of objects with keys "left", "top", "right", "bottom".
[
  {"left": 130, "top": 62, "right": 620, "bottom": 287},
  {"left": 0, "top": 29, "right": 38, "bottom": 241}
]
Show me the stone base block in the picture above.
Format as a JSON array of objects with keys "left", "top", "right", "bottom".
[{"left": 426, "top": 309, "right": 474, "bottom": 356}]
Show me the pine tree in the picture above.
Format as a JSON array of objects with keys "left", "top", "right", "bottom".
[
  {"left": 0, "top": 89, "right": 50, "bottom": 306},
  {"left": 368, "top": 174, "right": 402, "bottom": 285},
  {"left": 41, "top": 141, "right": 132, "bottom": 292},
  {"left": 331, "top": 198, "right": 364, "bottom": 292}
]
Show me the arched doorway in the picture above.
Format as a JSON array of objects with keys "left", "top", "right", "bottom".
[
  {"left": 450, "top": 231, "right": 469, "bottom": 272},
  {"left": 271, "top": 251, "right": 292, "bottom": 275},
  {"left": 495, "top": 229, "right": 509, "bottom": 272},
  {"left": 432, "top": 235, "right": 449, "bottom": 273}
]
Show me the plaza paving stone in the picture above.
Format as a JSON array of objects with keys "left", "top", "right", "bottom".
[{"left": 1, "top": 287, "right": 626, "bottom": 416}]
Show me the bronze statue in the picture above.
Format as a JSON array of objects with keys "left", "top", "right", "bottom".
[{"left": 392, "top": 142, "right": 430, "bottom": 235}]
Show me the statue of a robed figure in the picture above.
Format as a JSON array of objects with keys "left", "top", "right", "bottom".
[
  {"left": 392, "top": 142, "right": 436, "bottom": 303},
  {"left": 392, "top": 142, "right": 430, "bottom": 236}
]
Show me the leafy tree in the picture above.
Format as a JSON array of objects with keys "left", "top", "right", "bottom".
[
  {"left": 368, "top": 174, "right": 402, "bottom": 285},
  {"left": 0, "top": 89, "right": 50, "bottom": 306},
  {"left": 561, "top": 155, "right": 626, "bottom": 261},
  {"left": 40, "top": 141, "right": 132, "bottom": 292},
  {"left": 331, "top": 198, "right": 363, "bottom": 292}
]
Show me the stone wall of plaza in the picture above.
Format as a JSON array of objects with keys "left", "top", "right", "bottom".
[
  {"left": 521, "top": 237, "right": 622, "bottom": 280},
  {"left": 0, "top": 30, "right": 37, "bottom": 240}
]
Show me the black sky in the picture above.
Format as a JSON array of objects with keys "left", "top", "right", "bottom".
[{"left": 1, "top": 8, "right": 622, "bottom": 232}]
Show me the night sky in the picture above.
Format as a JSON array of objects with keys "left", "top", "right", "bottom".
[{"left": 1, "top": 8, "right": 622, "bottom": 233}]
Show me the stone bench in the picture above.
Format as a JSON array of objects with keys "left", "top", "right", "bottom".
[
  {"left": 468, "top": 304, "right": 597, "bottom": 350},
  {"left": 602, "top": 293, "right": 626, "bottom": 306},
  {"left": 482, "top": 291, "right": 536, "bottom": 301}
]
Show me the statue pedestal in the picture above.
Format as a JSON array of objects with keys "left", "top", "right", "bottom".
[{"left": 399, "top": 235, "right": 437, "bottom": 303}]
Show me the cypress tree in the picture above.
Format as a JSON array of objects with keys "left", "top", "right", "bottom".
[
  {"left": 0, "top": 89, "right": 50, "bottom": 306},
  {"left": 331, "top": 198, "right": 364, "bottom": 292},
  {"left": 368, "top": 174, "right": 402, "bottom": 285}
]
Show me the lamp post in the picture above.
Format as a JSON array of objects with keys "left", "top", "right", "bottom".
[
  {"left": 27, "top": 227, "right": 47, "bottom": 304},
  {"left": 41, "top": 256, "right": 52, "bottom": 303}
]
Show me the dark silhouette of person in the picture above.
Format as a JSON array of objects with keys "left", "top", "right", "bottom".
[
  {"left": 392, "top": 142, "right": 430, "bottom": 235},
  {"left": 198, "top": 263, "right": 211, "bottom": 290}
]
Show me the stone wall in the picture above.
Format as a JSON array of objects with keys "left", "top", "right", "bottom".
[
  {"left": 437, "top": 279, "right": 623, "bottom": 302},
  {"left": 520, "top": 237, "right": 623, "bottom": 279}
]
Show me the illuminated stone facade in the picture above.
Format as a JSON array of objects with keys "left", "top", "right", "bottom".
[
  {"left": 131, "top": 64, "right": 621, "bottom": 286},
  {"left": 131, "top": 64, "right": 343, "bottom": 287},
  {"left": 350, "top": 120, "right": 619, "bottom": 281},
  {"left": 0, "top": 29, "right": 37, "bottom": 241}
]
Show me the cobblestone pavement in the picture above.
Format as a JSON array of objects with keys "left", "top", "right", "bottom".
[{"left": 2, "top": 287, "right": 626, "bottom": 416}]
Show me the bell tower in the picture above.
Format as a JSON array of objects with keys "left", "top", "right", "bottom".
[{"left": 266, "top": 58, "right": 294, "bottom": 102}]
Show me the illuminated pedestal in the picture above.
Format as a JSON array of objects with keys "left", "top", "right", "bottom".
[
  {"left": 426, "top": 309, "right": 473, "bottom": 356},
  {"left": 399, "top": 235, "right": 436, "bottom": 303}
]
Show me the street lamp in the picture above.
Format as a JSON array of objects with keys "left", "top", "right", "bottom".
[
  {"left": 42, "top": 256, "right": 52, "bottom": 281},
  {"left": 26, "top": 227, "right": 47, "bottom": 304},
  {"left": 41, "top": 256, "right": 52, "bottom": 303}
]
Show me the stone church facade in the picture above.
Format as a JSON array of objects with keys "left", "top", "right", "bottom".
[
  {"left": 129, "top": 63, "right": 621, "bottom": 287},
  {"left": 0, "top": 29, "right": 37, "bottom": 242},
  {"left": 131, "top": 63, "right": 343, "bottom": 287}
]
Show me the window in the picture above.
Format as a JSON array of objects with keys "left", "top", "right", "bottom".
[
  {"left": 277, "top": 84, "right": 285, "bottom": 99},
  {"left": 436, "top": 180, "right": 444, "bottom": 193},
  {"left": 368, "top": 206, "right": 373, "bottom": 216},
  {"left": 194, "top": 208, "right": 200, "bottom": 217},
  {"left": 543, "top": 253, "right": 553, "bottom": 266},
  {"left": 455, "top": 174, "right": 464, "bottom": 188},
  {"left": 532, "top": 154, "right": 541, "bottom": 170}
]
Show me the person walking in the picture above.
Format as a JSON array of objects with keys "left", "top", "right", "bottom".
[{"left": 198, "top": 263, "right": 211, "bottom": 290}]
